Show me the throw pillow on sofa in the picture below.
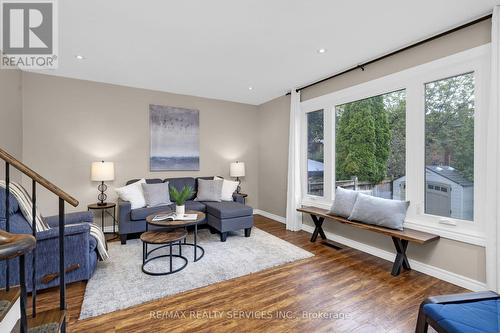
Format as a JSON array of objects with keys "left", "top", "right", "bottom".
[
  {"left": 328, "top": 187, "right": 359, "bottom": 218},
  {"left": 348, "top": 193, "right": 409, "bottom": 230},
  {"left": 115, "top": 178, "right": 147, "bottom": 209},
  {"left": 195, "top": 179, "right": 223, "bottom": 202},
  {"left": 214, "top": 176, "right": 239, "bottom": 201},
  {"left": 141, "top": 182, "right": 172, "bottom": 207}
]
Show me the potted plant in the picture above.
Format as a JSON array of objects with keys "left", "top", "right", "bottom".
[{"left": 169, "top": 185, "right": 194, "bottom": 215}]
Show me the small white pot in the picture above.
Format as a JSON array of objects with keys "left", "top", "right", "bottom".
[{"left": 176, "top": 205, "right": 185, "bottom": 216}]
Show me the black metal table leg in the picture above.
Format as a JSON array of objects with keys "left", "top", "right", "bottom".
[
  {"left": 391, "top": 237, "right": 410, "bottom": 276},
  {"left": 310, "top": 215, "right": 326, "bottom": 242},
  {"left": 101, "top": 209, "right": 105, "bottom": 231},
  {"left": 194, "top": 223, "right": 197, "bottom": 261}
]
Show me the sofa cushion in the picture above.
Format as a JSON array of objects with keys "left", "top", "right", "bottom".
[
  {"left": 126, "top": 178, "right": 162, "bottom": 185},
  {"left": 0, "top": 188, "right": 20, "bottom": 216},
  {"left": 130, "top": 204, "right": 173, "bottom": 221},
  {"left": 142, "top": 182, "right": 172, "bottom": 207},
  {"left": 195, "top": 179, "right": 223, "bottom": 202},
  {"left": 116, "top": 179, "right": 147, "bottom": 210},
  {"left": 423, "top": 299, "right": 500, "bottom": 333},
  {"left": 203, "top": 201, "right": 253, "bottom": 219},
  {"left": 172, "top": 200, "right": 206, "bottom": 213},
  {"left": 166, "top": 177, "right": 196, "bottom": 200}
]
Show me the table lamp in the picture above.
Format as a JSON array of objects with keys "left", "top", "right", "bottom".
[
  {"left": 230, "top": 161, "right": 245, "bottom": 193},
  {"left": 91, "top": 161, "right": 115, "bottom": 206}
]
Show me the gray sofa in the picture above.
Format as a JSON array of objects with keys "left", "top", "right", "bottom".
[{"left": 118, "top": 177, "right": 253, "bottom": 244}]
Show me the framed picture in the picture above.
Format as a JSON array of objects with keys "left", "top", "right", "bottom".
[{"left": 149, "top": 104, "right": 200, "bottom": 171}]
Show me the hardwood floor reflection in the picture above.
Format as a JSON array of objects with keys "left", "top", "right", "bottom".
[{"left": 30, "top": 215, "right": 465, "bottom": 332}]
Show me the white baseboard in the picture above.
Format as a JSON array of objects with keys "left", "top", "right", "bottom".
[
  {"left": 253, "top": 209, "right": 286, "bottom": 224},
  {"left": 254, "top": 209, "right": 487, "bottom": 292}
]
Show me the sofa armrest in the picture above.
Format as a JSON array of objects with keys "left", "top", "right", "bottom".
[
  {"left": 36, "top": 222, "right": 91, "bottom": 241},
  {"left": 232, "top": 193, "right": 246, "bottom": 204},
  {"left": 44, "top": 211, "right": 94, "bottom": 228},
  {"left": 118, "top": 198, "right": 132, "bottom": 226},
  {"left": 423, "top": 291, "right": 500, "bottom": 306}
]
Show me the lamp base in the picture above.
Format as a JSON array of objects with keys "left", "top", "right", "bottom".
[
  {"left": 97, "top": 181, "right": 108, "bottom": 206},
  {"left": 236, "top": 177, "right": 241, "bottom": 194}
]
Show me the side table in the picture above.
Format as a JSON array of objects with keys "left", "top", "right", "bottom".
[{"left": 88, "top": 203, "right": 118, "bottom": 241}]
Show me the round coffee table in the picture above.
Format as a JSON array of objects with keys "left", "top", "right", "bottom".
[
  {"left": 146, "top": 210, "right": 206, "bottom": 262},
  {"left": 141, "top": 228, "right": 188, "bottom": 275}
]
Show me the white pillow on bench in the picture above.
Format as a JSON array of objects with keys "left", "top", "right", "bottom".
[
  {"left": 348, "top": 193, "right": 409, "bottom": 230},
  {"left": 328, "top": 187, "right": 359, "bottom": 218}
]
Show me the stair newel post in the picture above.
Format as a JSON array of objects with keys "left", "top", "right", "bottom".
[
  {"left": 5, "top": 161, "right": 10, "bottom": 291},
  {"left": 19, "top": 254, "right": 28, "bottom": 333},
  {"left": 31, "top": 179, "right": 37, "bottom": 317},
  {"left": 58, "top": 198, "right": 66, "bottom": 333}
]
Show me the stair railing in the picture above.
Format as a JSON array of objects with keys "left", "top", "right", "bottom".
[{"left": 1, "top": 147, "right": 79, "bottom": 333}]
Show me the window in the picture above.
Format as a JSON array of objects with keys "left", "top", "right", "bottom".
[
  {"left": 307, "top": 110, "right": 324, "bottom": 196},
  {"left": 300, "top": 45, "right": 488, "bottom": 245},
  {"left": 424, "top": 73, "right": 474, "bottom": 221},
  {"left": 335, "top": 90, "right": 406, "bottom": 200}
]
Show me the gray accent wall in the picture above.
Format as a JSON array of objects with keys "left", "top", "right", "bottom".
[{"left": 256, "top": 19, "right": 490, "bottom": 283}]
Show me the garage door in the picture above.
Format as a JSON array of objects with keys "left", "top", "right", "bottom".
[{"left": 425, "top": 182, "right": 451, "bottom": 217}]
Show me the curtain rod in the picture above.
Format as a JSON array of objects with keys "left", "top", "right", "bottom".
[{"left": 286, "top": 13, "right": 492, "bottom": 96}]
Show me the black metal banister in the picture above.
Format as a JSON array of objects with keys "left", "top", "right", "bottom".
[
  {"left": 1, "top": 147, "right": 72, "bottom": 333},
  {"left": 31, "top": 180, "right": 37, "bottom": 317},
  {"left": 0, "top": 148, "right": 78, "bottom": 207},
  {"left": 5, "top": 161, "right": 10, "bottom": 292},
  {"left": 19, "top": 254, "right": 27, "bottom": 333}
]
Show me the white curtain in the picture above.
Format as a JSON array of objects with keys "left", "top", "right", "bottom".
[
  {"left": 486, "top": 6, "right": 500, "bottom": 293},
  {"left": 285, "top": 89, "right": 302, "bottom": 231}
]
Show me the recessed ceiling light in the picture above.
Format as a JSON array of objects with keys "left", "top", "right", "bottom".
[
  {"left": 248, "top": 86, "right": 253, "bottom": 90},
  {"left": 75, "top": 55, "right": 85, "bottom": 60},
  {"left": 317, "top": 48, "right": 327, "bottom": 54}
]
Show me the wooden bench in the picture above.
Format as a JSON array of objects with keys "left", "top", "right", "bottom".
[{"left": 297, "top": 206, "right": 440, "bottom": 276}]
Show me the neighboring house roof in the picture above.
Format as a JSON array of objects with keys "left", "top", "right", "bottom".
[
  {"left": 426, "top": 165, "right": 473, "bottom": 187},
  {"left": 308, "top": 159, "right": 324, "bottom": 172}
]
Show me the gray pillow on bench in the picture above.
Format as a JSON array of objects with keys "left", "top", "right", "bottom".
[
  {"left": 348, "top": 193, "right": 409, "bottom": 230},
  {"left": 328, "top": 187, "right": 359, "bottom": 218}
]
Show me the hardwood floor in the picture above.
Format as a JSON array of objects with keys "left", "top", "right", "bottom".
[{"left": 29, "top": 215, "right": 465, "bottom": 332}]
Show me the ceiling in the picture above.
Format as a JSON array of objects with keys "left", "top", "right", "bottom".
[{"left": 35, "top": 0, "right": 499, "bottom": 105}]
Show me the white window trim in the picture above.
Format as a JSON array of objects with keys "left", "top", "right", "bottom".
[{"left": 300, "top": 44, "right": 490, "bottom": 247}]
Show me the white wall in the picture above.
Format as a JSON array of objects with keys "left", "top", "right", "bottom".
[{"left": 0, "top": 70, "right": 23, "bottom": 182}]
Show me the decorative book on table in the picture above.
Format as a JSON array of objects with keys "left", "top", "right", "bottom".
[{"left": 151, "top": 213, "right": 198, "bottom": 222}]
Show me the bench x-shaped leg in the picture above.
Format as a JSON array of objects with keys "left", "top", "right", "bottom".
[
  {"left": 391, "top": 237, "right": 410, "bottom": 276},
  {"left": 310, "top": 215, "right": 326, "bottom": 242}
]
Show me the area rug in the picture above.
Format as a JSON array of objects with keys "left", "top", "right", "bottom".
[{"left": 79, "top": 227, "right": 314, "bottom": 319}]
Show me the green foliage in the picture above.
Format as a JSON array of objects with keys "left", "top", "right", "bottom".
[
  {"left": 425, "top": 73, "right": 474, "bottom": 181},
  {"left": 385, "top": 91, "right": 406, "bottom": 179},
  {"left": 336, "top": 95, "right": 391, "bottom": 184},
  {"left": 169, "top": 185, "right": 194, "bottom": 206},
  {"left": 307, "top": 110, "right": 324, "bottom": 162}
]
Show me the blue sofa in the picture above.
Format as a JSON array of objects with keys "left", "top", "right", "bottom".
[
  {"left": 0, "top": 189, "right": 98, "bottom": 291},
  {"left": 416, "top": 291, "right": 500, "bottom": 333},
  {"left": 118, "top": 177, "right": 254, "bottom": 244}
]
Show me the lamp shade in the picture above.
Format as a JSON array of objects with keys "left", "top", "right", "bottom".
[
  {"left": 91, "top": 161, "right": 115, "bottom": 181},
  {"left": 230, "top": 162, "right": 245, "bottom": 177}
]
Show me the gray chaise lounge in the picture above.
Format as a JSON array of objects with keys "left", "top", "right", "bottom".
[{"left": 118, "top": 177, "right": 253, "bottom": 244}]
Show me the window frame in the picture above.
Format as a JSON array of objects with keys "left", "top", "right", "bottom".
[{"left": 299, "top": 44, "right": 490, "bottom": 246}]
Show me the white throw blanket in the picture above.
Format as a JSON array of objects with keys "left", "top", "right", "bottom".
[{"left": 0, "top": 181, "right": 109, "bottom": 261}]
